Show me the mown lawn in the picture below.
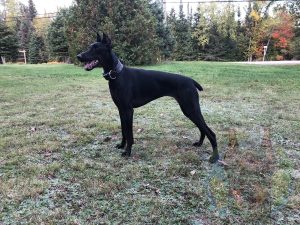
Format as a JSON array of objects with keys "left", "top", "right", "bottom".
[{"left": 0, "top": 62, "right": 300, "bottom": 224}]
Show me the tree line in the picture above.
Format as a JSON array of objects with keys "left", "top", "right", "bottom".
[{"left": 0, "top": 0, "right": 299, "bottom": 65}]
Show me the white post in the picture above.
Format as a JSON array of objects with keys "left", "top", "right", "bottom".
[
  {"left": 263, "top": 45, "right": 268, "bottom": 62},
  {"left": 24, "top": 50, "right": 27, "bottom": 64},
  {"left": 19, "top": 50, "right": 27, "bottom": 64},
  {"left": 1, "top": 56, "right": 6, "bottom": 64}
]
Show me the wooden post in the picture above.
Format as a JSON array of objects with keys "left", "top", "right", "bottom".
[
  {"left": 263, "top": 46, "right": 267, "bottom": 61},
  {"left": 1, "top": 56, "right": 6, "bottom": 64},
  {"left": 19, "top": 50, "right": 27, "bottom": 64}
]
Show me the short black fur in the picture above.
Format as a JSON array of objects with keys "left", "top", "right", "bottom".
[{"left": 77, "top": 33, "right": 219, "bottom": 163}]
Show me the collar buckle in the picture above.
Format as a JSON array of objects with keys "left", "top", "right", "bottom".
[
  {"left": 108, "top": 70, "right": 116, "bottom": 80},
  {"left": 102, "top": 60, "right": 123, "bottom": 80}
]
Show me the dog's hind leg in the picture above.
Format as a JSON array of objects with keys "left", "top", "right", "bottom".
[
  {"left": 176, "top": 92, "right": 219, "bottom": 163},
  {"left": 186, "top": 111, "right": 219, "bottom": 163},
  {"left": 193, "top": 131, "right": 205, "bottom": 147}
]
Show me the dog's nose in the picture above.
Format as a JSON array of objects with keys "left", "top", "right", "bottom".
[{"left": 77, "top": 54, "right": 83, "bottom": 61}]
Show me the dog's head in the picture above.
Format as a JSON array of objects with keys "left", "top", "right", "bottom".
[{"left": 77, "top": 33, "right": 112, "bottom": 71}]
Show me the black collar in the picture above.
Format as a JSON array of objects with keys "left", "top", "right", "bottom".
[{"left": 103, "top": 60, "right": 124, "bottom": 80}]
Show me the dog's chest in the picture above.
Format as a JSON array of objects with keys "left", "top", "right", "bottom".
[{"left": 108, "top": 81, "right": 129, "bottom": 107}]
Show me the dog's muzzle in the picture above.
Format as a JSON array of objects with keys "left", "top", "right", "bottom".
[
  {"left": 77, "top": 54, "right": 83, "bottom": 61},
  {"left": 77, "top": 54, "right": 100, "bottom": 71},
  {"left": 84, "top": 60, "right": 99, "bottom": 70}
]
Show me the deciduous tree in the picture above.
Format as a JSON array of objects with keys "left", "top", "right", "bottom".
[{"left": 5, "top": 0, "right": 19, "bottom": 29}]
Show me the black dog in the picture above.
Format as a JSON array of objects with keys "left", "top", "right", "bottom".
[{"left": 77, "top": 33, "right": 219, "bottom": 163}]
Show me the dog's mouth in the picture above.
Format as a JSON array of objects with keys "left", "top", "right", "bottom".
[{"left": 84, "top": 60, "right": 99, "bottom": 71}]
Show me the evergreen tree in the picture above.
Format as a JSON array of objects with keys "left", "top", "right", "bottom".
[
  {"left": 28, "top": 31, "right": 46, "bottom": 63},
  {"left": 291, "top": 36, "right": 300, "bottom": 59},
  {"left": 28, "top": 32, "right": 38, "bottom": 63},
  {"left": 287, "top": 0, "right": 300, "bottom": 59},
  {"left": 32, "top": 14, "right": 51, "bottom": 62},
  {"left": 65, "top": 0, "right": 159, "bottom": 65},
  {"left": 171, "top": 4, "right": 194, "bottom": 60},
  {"left": 18, "top": 4, "right": 34, "bottom": 54},
  {"left": 149, "top": 0, "right": 174, "bottom": 60},
  {"left": 192, "top": 3, "right": 239, "bottom": 61},
  {"left": 192, "top": 5, "right": 210, "bottom": 52},
  {"left": 0, "top": 20, "right": 18, "bottom": 62},
  {"left": 236, "top": 6, "right": 249, "bottom": 61},
  {"left": 218, "top": 4, "right": 239, "bottom": 60},
  {"left": 47, "top": 9, "right": 69, "bottom": 61},
  {"left": 28, "top": 0, "right": 37, "bottom": 21}
]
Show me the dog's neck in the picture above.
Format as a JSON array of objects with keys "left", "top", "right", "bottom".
[{"left": 103, "top": 52, "right": 123, "bottom": 74}]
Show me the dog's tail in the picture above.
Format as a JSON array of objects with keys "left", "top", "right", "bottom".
[{"left": 193, "top": 80, "right": 203, "bottom": 91}]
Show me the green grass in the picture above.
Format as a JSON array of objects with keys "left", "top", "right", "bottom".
[{"left": 1, "top": 62, "right": 300, "bottom": 224}]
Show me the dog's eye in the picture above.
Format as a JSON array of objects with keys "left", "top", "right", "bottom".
[{"left": 91, "top": 45, "right": 99, "bottom": 50}]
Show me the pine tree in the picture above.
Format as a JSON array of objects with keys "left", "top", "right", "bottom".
[
  {"left": 16, "top": 1, "right": 38, "bottom": 63},
  {"left": 192, "top": 5, "right": 210, "bottom": 52},
  {"left": 287, "top": 0, "right": 300, "bottom": 59},
  {"left": 28, "top": 31, "right": 46, "bottom": 63},
  {"left": 47, "top": 9, "right": 69, "bottom": 61},
  {"left": 171, "top": 4, "right": 194, "bottom": 60},
  {"left": 65, "top": 0, "right": 160, "bottom": 65},
  {"left": 18, "top": 4, "right": 34, "bottom": 54},
  {"left": 236, "top": 6, "right": 249, "bottom": 61},
  {"left": 0, "top": 20, "right": 18, "bottom": 62},
  {"left": 149, "top": 1, "right": 174, "bottom": 60},
  {"left": 28, "top": 0, "right": 37, "bottom": 21},
  {"left": 192, "top": 3, "right": 239, "bottom": 61}
]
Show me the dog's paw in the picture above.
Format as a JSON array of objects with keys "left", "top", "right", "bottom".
[
  {"left": 209, "top": 154, "right": 220, "bottom": 163},
  {"left": 193, "top": 141, "right": 203, "bottom": 147},
  {"left": 116, "top": 143, "right": 125, "bottom": 149},
  {"left": 121, "top": 151, "right": 131, "bottom": 157}
]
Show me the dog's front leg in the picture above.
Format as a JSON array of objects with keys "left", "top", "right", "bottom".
[
  {"left": 116, "top": 109, "right": 126, "bottom": 149},
  {"left": 119, "top": 108, "right": 134, "bottom": 157}
]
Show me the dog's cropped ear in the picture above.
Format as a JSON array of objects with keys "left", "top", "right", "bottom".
[
  {"left": 96, "top": 32, "right": 102, "bottom": 42},
  {"left": 102, "top": 32, "right": 111, "bottom": 47}
]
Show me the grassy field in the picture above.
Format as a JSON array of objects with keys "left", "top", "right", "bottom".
[{"left": 0, "top": 62, "right": 300, "bottom": 224}]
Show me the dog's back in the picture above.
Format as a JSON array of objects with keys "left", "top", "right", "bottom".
[{"left": 116, "top": 67, "right": 202, "bottom": 107}]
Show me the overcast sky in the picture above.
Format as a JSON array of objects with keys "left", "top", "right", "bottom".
[
  {"left": 17, "top": 0, "right": 250, "bottom": 14},
  {"left": 167, "top": 0, "right": 249, "bottom": 14},
  {"left": 19, "top": 0, "right": 73, "bottom": 14},
  {"left": 17, "top": 0, "right": 276, "bottom": 15}
]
